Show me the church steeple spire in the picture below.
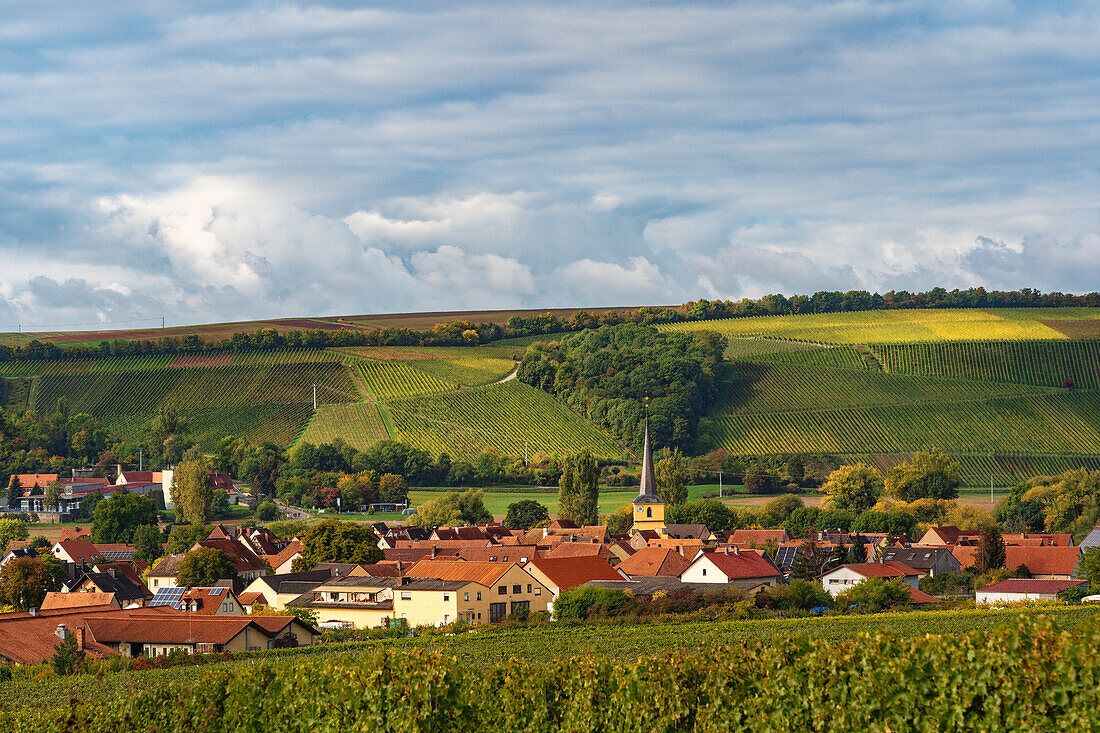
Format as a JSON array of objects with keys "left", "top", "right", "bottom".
[{"left": 638, "top": 409, "right": 658, "bottom": 499}]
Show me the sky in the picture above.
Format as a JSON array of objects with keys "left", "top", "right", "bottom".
[{"left": 2, "top": 1, "right": 1099, "bottom": 330}]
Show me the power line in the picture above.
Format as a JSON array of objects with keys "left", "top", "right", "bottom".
[{"left": 9, "top": 316, "right": 165, "bottom": 333}]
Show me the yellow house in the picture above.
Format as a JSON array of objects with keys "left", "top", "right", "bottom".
[
  {"left": 631, "top": 421, "right": 666, "bottom": 536},
  {"left": 286, "top": 576, "right": 400, "bottom": 629},
  {"left": 404, "top": 560, "right": 551, "bottom": 624}
]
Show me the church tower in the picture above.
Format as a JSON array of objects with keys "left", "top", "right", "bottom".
[{"left": 631, "top": 415, "right": 666, "bottom": 535}]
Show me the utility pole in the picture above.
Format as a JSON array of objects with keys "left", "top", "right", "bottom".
[
  {"left": 524, "top": 440, "right": 528, "bottom": 466},
  {"left": 313, "top": 383, "right": 317, "bottom": 410},
  {"left": 990, "top": 474, "right": 994, "bottom": 504},
  {"left": 139, "top": 447, "right": 143, "bottom": 472},
  {"left": 161, "top": 316, "right": 165, "bottom": 329},
  {"left": 718, "top": 470, "right": 723, "bottom": 498}
]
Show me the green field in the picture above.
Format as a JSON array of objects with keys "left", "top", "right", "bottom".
[{"left": 409, "top": 482, "right": 719, "bottom": 515}]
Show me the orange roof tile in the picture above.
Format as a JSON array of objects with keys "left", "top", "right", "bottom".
[
  {"left": 528, "top": 557, "right": 622, "bottom": 592},
  {"left": 405, "top": 560, "right": 513, "bottom": 586},
  {"left": 616, "top": 548, "right": 691, "bottom": 578}
]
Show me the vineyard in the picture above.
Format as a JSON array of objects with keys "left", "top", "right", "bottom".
[
  {"left": 872, "top": 340, "right": 1100, "bottom": 388},
  {"left": 351, "top": 359, "right": 454, "bottom": 400},
  {"left": 297, "top": 402, "right": 391, "bottom": 449},
  {"left": 386, "top": 380, "right": 626, "bottom": 461},
  {"left": 3, "top": 610, "right": 1100, "bottom": 731}
]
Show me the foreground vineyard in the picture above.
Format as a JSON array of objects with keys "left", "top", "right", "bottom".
[
  {"left": 872, "top": 340, "right": 1100, "bottom": 388},
  {"left": 387, "top": 380, "right": 625, "bottom": 461},
  {"left": 5, "top": 611, "right": 1099, "bottom": 732}
]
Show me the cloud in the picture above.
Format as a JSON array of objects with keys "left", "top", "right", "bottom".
[{"left": 0, "top": 1, "right": 1098, "bottom": 327}]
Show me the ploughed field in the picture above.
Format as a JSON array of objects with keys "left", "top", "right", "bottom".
[{"left": 662, "top": 308, "right": 1100, "bottom": 486}]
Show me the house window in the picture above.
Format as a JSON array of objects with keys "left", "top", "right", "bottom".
[
  {"left": 400, "top": 592, "right": 412, "bottom": 600},
  {"left": 443, "top": 594, "right": 450, "bottom": 602},
  {"left": 647, "top": 508, "right": 652, "bottom": 518},
  {"left": 702, "top": 568, "right": 707, "bottom": 576},
  {"left": 443, "top": 615, "right": 450, "bottom": 624},
  {"left": 534, "top": 588, "right": 541, "bottom": 596},
  {"left": 489, "top": 602, "right": 507, "bottom": 622},
  {"left": 527, "top": 584, "right": 532, "bottom": 593},
  {"left": 464, "top": 592, "right": 469, "bottom": 601},
  {"left": 512, "top": 584, "right": 521, "bottom": 594},
  {"left": 498, "top": 585, "right": 507, "bottom": 595},
  {"left": 476, "top": 591, "right": 482, "bottom": 601}
]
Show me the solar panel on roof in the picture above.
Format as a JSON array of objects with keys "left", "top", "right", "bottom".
[
  {"left": 149, "top": 587, "right": 186, "bottom": 607},
  {"left": 101, "top": 550, "right": 136, "bottom": 560},
  {"left": 211, "top": 587, "right": 225, "bottom": 595}
]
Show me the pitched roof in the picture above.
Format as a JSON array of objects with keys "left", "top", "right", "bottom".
[
  {"left": 54, "top": 539, "right": 102, "bottom": 563},
  {"left": 118, "top": 471, "right": 154, "bottom": 484},
  {"left": 729, "top": 529, "right": 790, "bottom": 545},
  {"left": 692, "top": 549, "right": 782, "bottom": 580},
  {"left": 951, "top": 545, "right": 1081, "bottom": 576},
  {"left": 920, "top": 526, "right": 982, "bottom": 545},
  {"left": 196, "top": 539, "right": 267, "bottom": 572},
  {"left": 261, "top": 539, "right": 303, "bottom": 570},
  {"left": 12, "top": 473, "right": 58, "bottom": 489},
  {"left": 454, "top": 546, "right": 540, "bottom": 563},
  {"left": 238, "top": 592, "right": 265, "bottom": 606},
  {"left": 528, "top": 556, "right": 623, "bottom": 592},
  {"left": 382, "top": 548, "right": 443, "bottom": 563},
  {"left": 1001, "top": 533, "right": 1074, "bottom": 547},
  {"left": 405, "top": 560, "right": 514, "bottom": 586},
  {"left": 632, "top": 419, "right": 663, "bottom": 505},
  {"left": 545, "top": 543, "right": 608, "bottom": 559},
  {"left": 907, "top": 587, "right": 941, "bottom": 604},
  {"left": 616, "top": 547, "right": 691, "bottom": 578},
  {"left": 181, "top": 587, "right": 240, "bottom": 614},
  {"left": 85, "top": 614, "right": 265, "bottom": 645},
  {"left": 879, "top": 547, "right": 958, "bottom": 570},
  {"left": 40, "top": 592, "right": 119, "bottom": 610},
  {"left": 0, "top": 606, "right": 177, "bottom": 664},
  {"left": 75, "top": 570, "right": 152, "bottom": 601},
  {"left": 148, "top": 553, "right": 187, "bottom": 578},
  {"left": 977, "top": 578, "right": 1087, "bottom": 595},
  {"left": 252, "top": 569, "right": 333, "bottom": 593},
  {"left": 59, "top": 526, "right": 92, "bottom": 542}
]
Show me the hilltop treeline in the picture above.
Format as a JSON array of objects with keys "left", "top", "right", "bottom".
[
  {"left": 5, "top": 286, "right": 1099, "bottom": 363},
  {"left": 518, "top": 324, "right": 725, "bottom": 452}
]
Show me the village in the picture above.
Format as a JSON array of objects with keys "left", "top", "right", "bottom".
[{"left": 0, "top": 425, "right": 1096, "bottom": 667}]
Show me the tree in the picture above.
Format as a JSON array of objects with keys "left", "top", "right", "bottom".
[
  {"left": 558, "top": 451, "right": 599, "bottom": 526},
  {"left": 504, "top": 500, "right": 550, "bottom": 531},
  {"left": 655, "top": 449, "right": 688, "bottom": 506},
  {"left": 291, "top": 519, "right": 382, "bottom": 571},
  {"left": 775, "top": 579, "right": 833, "bottom": 611},
  {"left": 257, "top": 500, "right": 279, "bottom": 522},
  {"left": 133, "top": 523, "right": 164, "bottom": 565},
  {"left": 51, "top": 631, "right": 84, "bottom": 676},
  {"left": 92, "top": 491, "right": 157, "bottom": 544},
  {"left": 761, "top": 494, "right": 803, "bottom": 526},
  {"left": 847, "top": 535, "right": 868, "bottom": 564},
  {"left": 605, "top": 505, "right": 633, "bottom": 534},
  {"left": 43, "top": 480, "right": 64, "bottom": 510},
  {"left": 167, "top": 523, "right": 211, "bottom": 554},
  {"left": 844, "top": 577, "right": 912, "bottom": 609},
  {"left": 665, "top": 499, "right": 738, "bottom": 533},
  {"left": 789, "top": 535, "right": 831, "bottom": 580},
  {"left": 455, "top": 489, "right": 492, "bottom": 525},
  {"left": 176, "top": 547, "right": 238, "bottom": 587},
  {"left": 822, "top": 463, "right": 883, "bottom": 513},
  {"left": 1078, "top": 547, "right": 1100, "bottom": 592},
  {"left": 0, "top": 556, "right": 59, "bottom": 610},
  {"left": 210, "top": 489, "right": 230, "bottom": 519},
  {"left": 784, "top": 507, "right": 821, "bottom": 539},
  {"left": 975, "top": 524, "right": 1006, "bottom": 572},
  {"left": 378, "top": 473, "right": 409, "bottom": 504},
  {"left": 407, "top": 495, "right": 462, "bottom": 528},
  {"left": 0, "top": 517, "right": 30, "bottom": 551},
  {"left": 7, "top": 475, "right": 22, "bottom": 508},
  {"left": 885, "top": 450, "right": 961, "bottom": 501},
  {"left": 172, "top": 461, "right": 213, "bottom": 525}
]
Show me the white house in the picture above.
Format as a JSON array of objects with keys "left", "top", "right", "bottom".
[
  {"left": 679, "top": 548, "right": 783, "bottom": 587},
  {"left": 975, "top": 578, "right": 1087, "bottom": 604},
  {"left": 820, "top": 562, "right": 920, "bottom": 597}
]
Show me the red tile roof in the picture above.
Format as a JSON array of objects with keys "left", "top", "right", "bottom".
[
  {"left": 907, "top": 587, "right": 941, "bottom": 604},
  {"left": 405, "top": 560, "right": 513, "bottom": 586},
  {"left": 616, "top": 548, "right": 691, "bottom": 578},
  {"left": 1001, "top": 533, "right": 1074, "bottom": 547},
  {"left": 41, "top": 592, "right": 119, "bottom": 610},
  {"left": 693, "top": 549, "right": 782, "bottom": 580},
  {"left": 261, "top": 540, "right": 303, "bottom": 570},
  {"left": 59, "top": 526, "right": 92, "bottom": 542},
  {"left": 180, "top": 587, "right": 240, "bottom": 615},
  {"left": 545, "top": 543, "right": 608, "bottom": 559},
  {"left": 0, "top": 606, "right": 177, "bottom": 664},
  {"left": 55, "top": 539, "right": 102, "bottom": 563},
  {"left": 978, "top": 578, "right": 1087, "bottom": 595},
  {"left": 528, "top": 556, "right": 622, "bottom": 592},
  {"left": 196, "top": 539, "right": 267, "bottom": 572},
  {"left": 12, "top": 473, "right": 58, "bottom": 489}
]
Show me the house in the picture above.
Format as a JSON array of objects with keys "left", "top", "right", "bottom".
[
  {"left": 616, "top": 547, "right": 692, "bottom": 578},
  {"left": 1002, "top": 533, "right": 1074, "bottom": 547},
  {"left": 0, "top": 606, "right": 173, "bottom": 664},
  {"left": 10, "top": 473, "right": 59, "bottom": 490},
  {"left": 260, "top": 539, "right": 303, "bottom": 574},
  {"left": 84, "top": 612, "right": 316, "bottom": 656},
  {"left": 976, "top": 578, "right": 1088, "bottom": 604},
  {"left": 240, "top": 570, "right": 334, "bottom": 610},
  {"left": 117, "top": 471, "right": 155, "bottom": 485},
  {"left": 52, "top": 539, "right": 103, "bottom": 565},
  {"left": 70, "top": 568, "right": 153, "bottom": 606},
  {"left": 59, "top": 526, "right": 92, "bottom": 541},
  {"left": 819, "top": 562, "right": 921, "bottom": 597},
  {"left": 544, "top": 542, "right": 612, "bottom": 563},
  {"left": 288, "top": 576, "right": 400, "bottom": 629},
  {"left": 1081, "top": 526, "right": 1100, "bottom": 548},
  {"left": 878, "top": 547, "right": 961, "bottom": 578},
  {"left": 193, "top": 539, "right": 268, "bottom": 582},
  {"left": 918, "top": 526, "right": 982, "bottom": 546},
  {"left": 178, "top": 587, "right": 245, "bottom": 615},
  {"left": 680, "top": 548, "right": 784, "bottom": 587},
  {"left": 147, "top": 554, "right": 186, "bottom": 590},
  {"left": 951, "top": 545, "right": 1082, "bottom": 579},
  {"left": 526, "top": 557, "right": 625, "bottom": 602},
  {"left": 404, "top": 560, "right": 551, "bottom": 622},
  {"left": 631, "top": 422, "right": 666, "bottom": 536}
]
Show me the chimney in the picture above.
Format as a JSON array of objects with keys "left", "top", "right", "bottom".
[
  {"left": 29, "top": 608, "right": 37, "bottom": 617},
  {"left": 55, "top": 624, "right": 68, "bottom": 640},
  {"left": 723, "top": 547, "right": 729, "bottom": 555},
  {"left": 108, "top": 568, "right": 117, "bottom": 578},
  {"left": 733, "top": 547, "right": 740, "bottom": 555}
]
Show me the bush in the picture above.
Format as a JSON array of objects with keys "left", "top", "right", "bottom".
[
  {"left": 553, "top": 586, "right": 634, "bottom": 622},
  {"left": 257, "top": 500, "right": 279, "bottom": 522}
]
